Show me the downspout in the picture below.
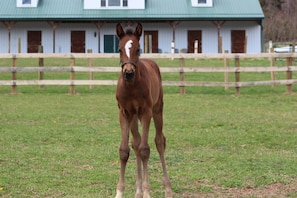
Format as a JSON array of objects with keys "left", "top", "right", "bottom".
[{"left": 261, "top": 19, "right": 265, "bottom": 53}]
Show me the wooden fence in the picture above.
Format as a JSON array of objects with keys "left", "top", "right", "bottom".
[{"left": 0, "top": 53, "right": 297, "bottom": 95}]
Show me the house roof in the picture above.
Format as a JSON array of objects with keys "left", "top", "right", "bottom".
[{"left": 0, "top": 0, "right": 264, "bottom": 21}]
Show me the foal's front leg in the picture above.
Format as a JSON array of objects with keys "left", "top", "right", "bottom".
[
  {"left": 139, "top": 110, "right": 153, "bottom": 198},
  {"left": 116, "top": 111, "right": 130, "bottom": 198},
  {"left": 130, "top": 115, "right": 143, "bottom": 198}
]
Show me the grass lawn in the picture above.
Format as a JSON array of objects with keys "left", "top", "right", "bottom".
[{"left": 1, "top": 57, "right": 297, "bottom": 197}]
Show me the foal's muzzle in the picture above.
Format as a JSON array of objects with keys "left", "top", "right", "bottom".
[
  {"left": 124, "top": 69, "right": 135, "bottom": 82},
  {"left": 121, "top": 61, "right": 137, "bottom": 82}
]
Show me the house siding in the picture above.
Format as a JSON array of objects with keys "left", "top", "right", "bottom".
[
  {"left": 55, "top": 23, "right": 97, "bottom": 53},
  {"left": 180, "top": 21, "right": 218, "bottom": 53},
  {"left": 143, "top": 23, "right": 171, "bottom": 53},
  {"left": 222, "top": 21, "right": 262, "bottom": 53},
  {"left": 0, "top": 21, "right": 262, "bottom": 54},
  {"left": 0, "top": 23, "right": 8, "bottom": 53}
]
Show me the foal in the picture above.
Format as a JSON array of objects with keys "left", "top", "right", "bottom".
[{"left": 115, "top": 23, "right": 173, "bottom": 198}]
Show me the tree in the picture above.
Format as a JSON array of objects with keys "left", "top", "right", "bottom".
[{"left": 260, "top": 0, "right": 297, "bottom": 42}]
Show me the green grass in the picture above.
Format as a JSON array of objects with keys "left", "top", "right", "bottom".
[{"left": 1, "top": 58, "right": 297, "bottom": 197}]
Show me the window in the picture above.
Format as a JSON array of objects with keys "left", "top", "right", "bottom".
[
  {"left": 101, "top": 0, "right": 106, "bottom": 7},
  {"left": 84, "top": 0, "right": 142, "bottom": 9},
  {"left": 109, "top": 0, "right": 120, "bottom": 6},
  {"left": 191, "top": 0, "right": 212, "bottom": 7},
  {"left": 123, "top": 0, "right": 128, "bottom": 7},
  {"left": 17, "top": 0, "right": 38, "bottom": 7},
  {"left": 198, "top": 0, "right": 206, "bottom": 3},
  {"left": 22, "top": 0, "right": 31, "bottom": 4},
  {"left": 101, "top": 0, "right": 128, "bottom": 7}
]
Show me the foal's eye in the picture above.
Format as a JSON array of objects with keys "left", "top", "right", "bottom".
[
  {"left": 118, "top": 49, "right": 122, "bottom": 53},
  {"left": 136, "top": 49, "right": 140, "bottom": 55}
]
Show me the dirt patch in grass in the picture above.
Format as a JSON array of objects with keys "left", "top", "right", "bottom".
[{"left": 180, "top": 179, "right": 297, "bottom": 197}]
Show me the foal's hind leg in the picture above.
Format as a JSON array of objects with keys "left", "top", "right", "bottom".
[{"left": 153, "top": 105, "right": 173, "bottom": 198}]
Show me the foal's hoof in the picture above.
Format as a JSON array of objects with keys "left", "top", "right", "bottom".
[
  {"left": 115, "top": 189, "right": 123, "bottom": 198},
  {"left": 165, "top": 189, "right": 174, "bottom": 198},
  {"left": 134, "top": 192, "right": 142, "bottom": 198},
  {"left": 143, "top": 190, "right": 150, "bottom": 198}
]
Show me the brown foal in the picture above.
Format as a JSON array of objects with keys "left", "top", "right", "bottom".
[{"left": 115, "top": 23, "right": 173, "bottom": 198}]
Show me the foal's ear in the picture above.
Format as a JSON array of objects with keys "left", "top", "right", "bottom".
[
  {"left": 116, "top": 23, "right": 125, "bottom": 39},
  {"left": 134, "top": 23, "right": 142, "bottom": 40}
]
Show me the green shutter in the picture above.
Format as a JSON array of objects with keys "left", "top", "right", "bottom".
[{"left": 104, "top": 35, "right": 119, "bottom": 53}]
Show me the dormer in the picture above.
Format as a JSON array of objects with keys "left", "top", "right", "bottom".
[
  {"left": 191, "top": 0, "right": 213, "bottom": 7},
  {"left": 16, "top": 0, "right": 39, "bottom": 7},
  {"left": 84, "top": 0, "right": 145, "bottom": 9}
]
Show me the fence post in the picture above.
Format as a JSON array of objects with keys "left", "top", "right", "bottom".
[
  {"left": 194, "top": 40, "right": 198, "bottom": 61},
  {"left": 18, "top": 38, "right": 21, "bottom": 53},
  {"left": 179, "top": 58, "right": 185, "bottom": 94},
  {"left": 171, "top": 41, "right": 175, "bottom": 60},
  {"left": 11, "top": 55, "right": 17, "bottom": 94},
  {"left": 286, "top": 56, "right": 293, "bottom": 94},
  {"left": 69, "top": 57, "right": 76, "bottom": 95},
  {"left": 224, "top": 50, "right": 229, "bottom": 90},
  {"left": 292, "top": 40, "right": 296, "bottom": 62},
  {"left": 218, "top": 36, "right": 222, "bottom": 54},
  {"left": 235, "top": 56, "right": 240, "bottom": 95},
  {"left": 270, "top": 48, "right": 276, "bottom": 88},
  {"left": 88, "top": 49, "right": 94, "bottom": 89},
  {"left": 144, "top": 35, "right": 148, "bottom": 53},
  {"left": 38, "top": 45, "right": 44, "bottom": 88}
]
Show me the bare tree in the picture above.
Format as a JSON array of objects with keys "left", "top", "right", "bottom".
[{"left": 261, "top": 0, "right": 297, "bottom": 42}]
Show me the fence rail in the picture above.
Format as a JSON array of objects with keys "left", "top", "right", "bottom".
[
  {"left": 0, "top": 53, "right": 297, "bottom": 94},
  {"left": 1, "top": 65, "right": 297, "bottom": 73},
  {"left": 2, "top": 79, "right": 297, "bottom": 87},
  {"left": 0, "top": 52, "right": 297, "bottom": 59}
]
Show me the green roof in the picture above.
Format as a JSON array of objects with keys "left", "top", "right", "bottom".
[{"left": 0, "top": 0, "right": 264, "bottom": 21}]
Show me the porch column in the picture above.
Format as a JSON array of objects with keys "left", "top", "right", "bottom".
[
  {"left": 3, "top": 21, "right": 16, "bottom": 53},
  {"left": 94, "top": 22, "right": 104, "bottom": 53},
  {"left": 48, "top": 22, "right": 59, "bottom": 53},
  {"left": 212, "top": 21, "right": 226, "bottom": 53},
  {"left": 169, "top": 21, "right": 180, "bottom": 53}
]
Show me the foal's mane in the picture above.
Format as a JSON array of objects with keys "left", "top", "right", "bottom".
[{"left": 125, "top": 28, "right": 134, "bottom": 35}]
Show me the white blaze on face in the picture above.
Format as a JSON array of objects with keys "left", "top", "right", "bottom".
[{"left": 125, "top": 40, "right": 133, "bottom": 58}]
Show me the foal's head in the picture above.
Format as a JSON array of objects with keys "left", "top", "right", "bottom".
[{"left": 116, "top": 23, "right": 142, "bottom": 82}]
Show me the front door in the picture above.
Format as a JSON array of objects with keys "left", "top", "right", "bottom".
[
  {"left": 231, "top": 30, "right": 246, "bottom": 53},
  {"left": 27, "top": 31, "right": 42, "bottom": 53},
  {"left": 104, "top": 35, "right": 119, "bottom": 53},
  {"left": 71, "top": 31, "right": 85, "bottom": 53},
  {"left": 188, "top": 30, "right": 202, "bottom": 53},
  {"left": 143, "top": 31, "right": 158, "bottom": 53}
]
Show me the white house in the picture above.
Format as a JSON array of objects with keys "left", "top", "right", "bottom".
[{"left": 0, "top": 0, "right": 264, "bottom": 54}]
